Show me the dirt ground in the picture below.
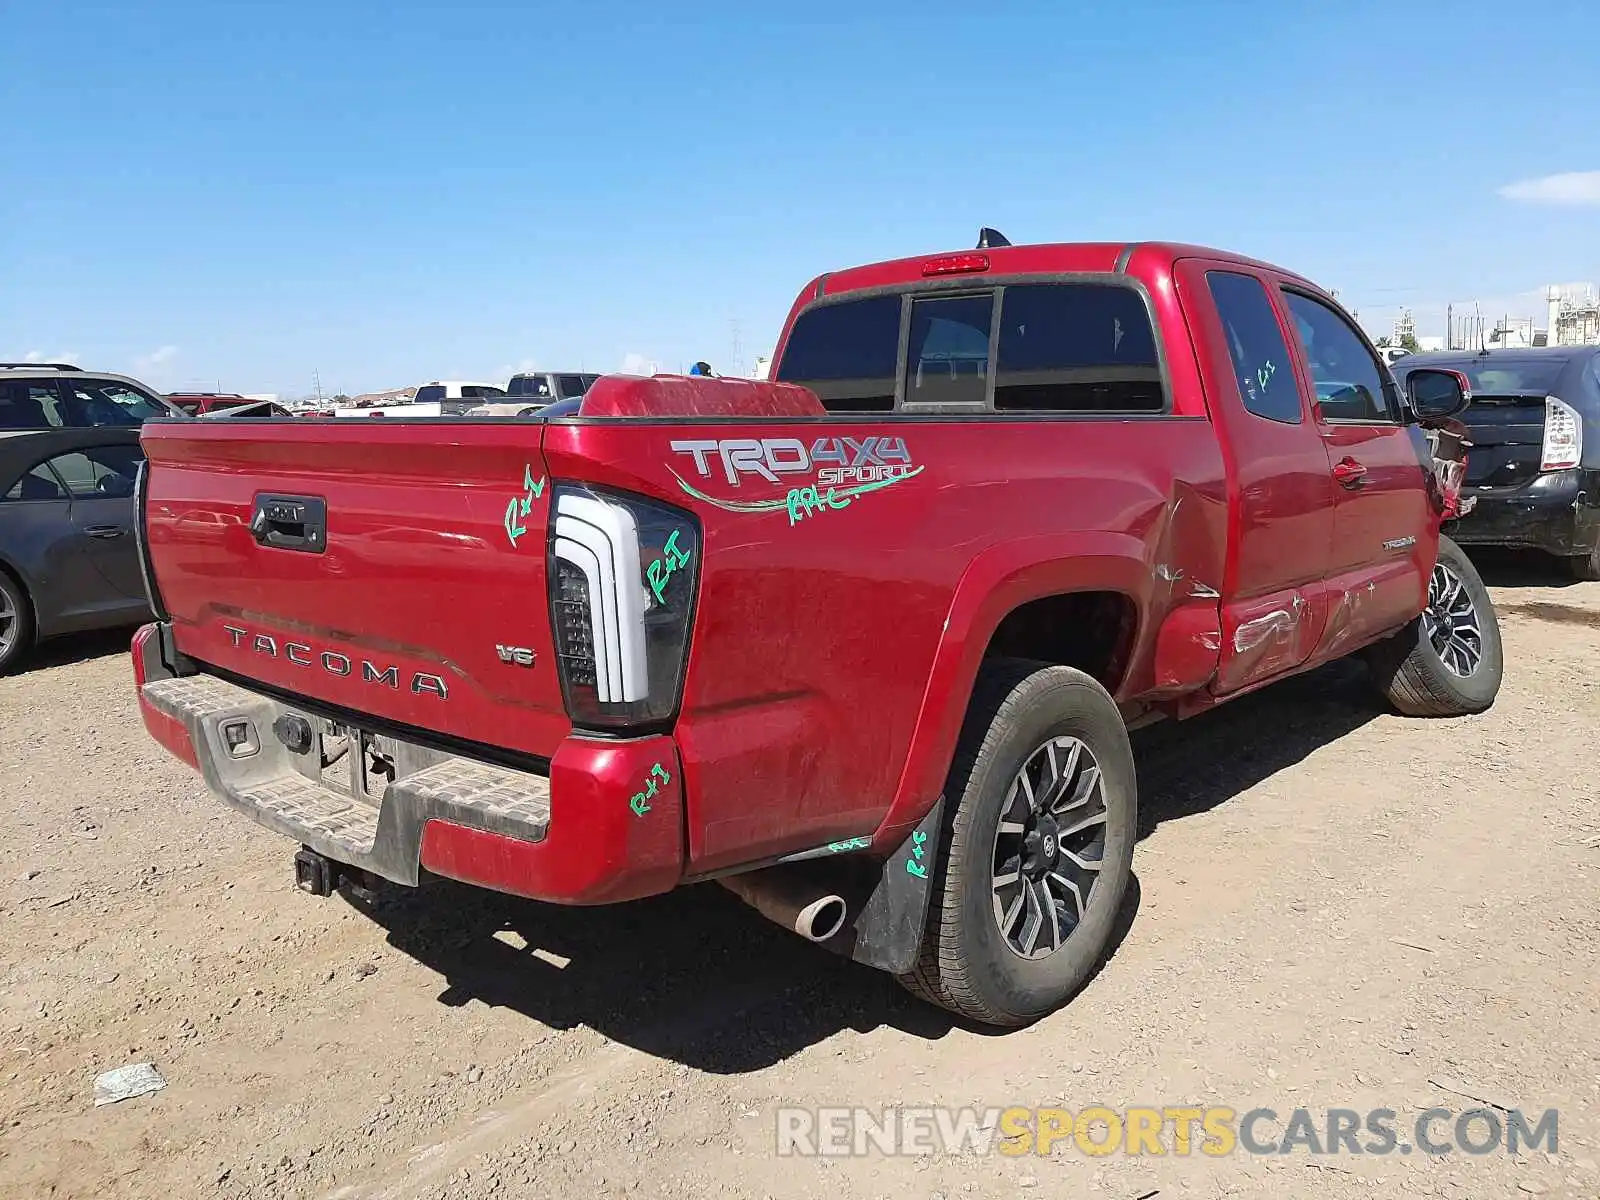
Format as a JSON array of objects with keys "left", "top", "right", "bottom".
[{"left": 3, "top": 553, "right": 1598, "bottom": 1200}]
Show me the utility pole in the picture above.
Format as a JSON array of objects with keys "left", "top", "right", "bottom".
[
  {"left": 312, "top": 369, "right": 323, "bottom": 404},
  {"left": 730, "top": 318, "right": 744, "bottom": 378}
]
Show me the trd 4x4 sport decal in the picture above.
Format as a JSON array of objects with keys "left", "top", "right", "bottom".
[{"left": 666, "top": 436, "right": 924, "bottom": 526}]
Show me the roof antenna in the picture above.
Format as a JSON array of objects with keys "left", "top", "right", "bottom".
[{"left": 977, "top": 227, "right": 1011, "bottom": 249}]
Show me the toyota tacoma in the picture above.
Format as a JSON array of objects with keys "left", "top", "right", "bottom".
[{"left": 130, "top": 236, "right": 1501, "bottom": 1027}]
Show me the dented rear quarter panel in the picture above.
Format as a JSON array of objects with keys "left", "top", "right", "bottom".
[{"left": 543, "top": 417, "right": 1228, "bottom": 871}]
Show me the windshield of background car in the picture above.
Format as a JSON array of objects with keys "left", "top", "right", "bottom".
[
  {"left": 509, "top": 375, "right": 554, "bottom": 398},
  {"left": 59, "top": 378, "right": 177, "bottom": 424},
  {"left": 1395, "top": 359, "right": 1567, "bottom": 395}
]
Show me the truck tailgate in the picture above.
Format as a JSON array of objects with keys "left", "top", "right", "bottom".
[{"left": 139, "top": 420, "right": 569, "bottom": 758}]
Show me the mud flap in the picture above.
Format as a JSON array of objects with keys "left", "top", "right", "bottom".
[{"left": 815, "top": 796, "right": 945, "bottom": 975}]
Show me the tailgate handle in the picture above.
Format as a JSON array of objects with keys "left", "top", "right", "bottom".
[{"left": 250, "top": 494, "right": 327, "bottom": 553}]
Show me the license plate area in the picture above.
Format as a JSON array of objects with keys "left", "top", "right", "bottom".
[{"left": 295, "top": 717, "right": 448, "bottom": 808}]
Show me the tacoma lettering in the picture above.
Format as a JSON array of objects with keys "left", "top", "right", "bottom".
[{"left": 219, "top": 625, "right": 446, "bottom": 698}]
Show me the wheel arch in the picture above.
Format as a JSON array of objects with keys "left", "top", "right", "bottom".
[
  {"left": 873, "top": 532, "right": 1152, "bottom": 849},
  {"left": 0, "top": 552, "right": 39, "bottom": 649}
]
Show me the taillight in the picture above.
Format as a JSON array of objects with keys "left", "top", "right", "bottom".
[
  {"left": 1542, "top": 396, "right": 1583, "bottom": 471},
  {"left": 549, "top": 485, "right": 700, "bottom": 730}
]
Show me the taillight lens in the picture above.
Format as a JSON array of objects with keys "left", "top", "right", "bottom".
[
  {"left": 1542, "top": 396, "right": 1583, "bottom": 471},
  {"left": 548, "top": 485, "right": 700, "bottom": 730}
]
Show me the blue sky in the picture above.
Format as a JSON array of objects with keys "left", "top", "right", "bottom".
[{"left": 2, "top": 0, "right": 1597, "bottom": 397}]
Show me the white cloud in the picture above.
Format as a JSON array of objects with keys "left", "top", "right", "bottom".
[
  {"left": 135, "top": 345, "right": 179, "bottom": 369},
  {"left": 127, "top": 345, "right": 180, "bottom": 387},
  {"left": 492, "top": 358, "right": 541, "bottom": 381},
  {"left": 1497, "top": 171, "right": 1600, "bottom": 206},
  {"left": 619, "top": 352, "right": 658, "bottom": 375}
]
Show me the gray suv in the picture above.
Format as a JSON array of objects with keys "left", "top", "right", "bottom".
[{"left": 0, "top": 363, "right": 183, "bottom": 429}]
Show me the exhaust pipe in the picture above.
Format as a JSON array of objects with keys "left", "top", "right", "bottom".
[{"left": 719, "top": 866, "right": 849, "bottom": 943}]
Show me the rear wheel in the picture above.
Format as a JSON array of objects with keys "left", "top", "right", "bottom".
[
  {"left": 1365, "top": 536, "right": 1502, "bottom": 717},
  {"left": 898, "top": 660, "right": 1136, "bottom": 1027},
  {"left": 1568, "top": 542, "right": 1600, "bottom": 583},
  {"left": 0, "top": 571, "right": 33, "bottom": 675}
]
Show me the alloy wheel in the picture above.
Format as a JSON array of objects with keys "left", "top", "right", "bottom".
[
  {"left": 1421, "top": 562, "right": 1483, "bottom": 678},
  {"left": 990, "top": 735, "right": 1109, "bottom": 960},
  {"left": 0, "top": 587, "right": 17, "bottom": 659}
]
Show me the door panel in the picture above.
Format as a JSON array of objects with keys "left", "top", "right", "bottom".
[
  {"left": 0, "top": 496, "right": 107, "bottom": 631},
  {"left": 1175, "top": 262, "right": 1336, "bottom": 695},
  {"left": 46, "top": 444, "right": 146, "bottom": 602},
  {"left": 71, "top": 494, "right": 144, "bottom": 601},
  {"left": 1278, "top": 290, "right": 1433, "bottom": 652}
]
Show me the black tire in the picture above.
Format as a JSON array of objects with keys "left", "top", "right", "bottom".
[
  {"left": 1364, "top": 536, "right": 1502, "bottom": 717},
  {"left": 1568, "top": 543, "right": 1600, "bottom": 583},
  {"left": 897, "top": 659, "right": 1136, "bottom": 1028},
  {"left": 0, "top": 569, "right": 34, "bottom": 676}
]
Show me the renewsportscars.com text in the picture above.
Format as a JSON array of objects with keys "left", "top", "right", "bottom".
[{"left": 776, "top": 1106, "right": 1559, "bottom": 1158}]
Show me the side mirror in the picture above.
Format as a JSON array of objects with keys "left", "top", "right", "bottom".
[{"left": 1406, "top": 367, "right": 1472, "bottom": 423}]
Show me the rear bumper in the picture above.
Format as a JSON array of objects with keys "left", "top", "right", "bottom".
[
  {"left": 133, "top": 632, "right": 683, "bottom": 904},
  {"left": 1444, "top": 468, "right": 1600, "bottom": 557}
]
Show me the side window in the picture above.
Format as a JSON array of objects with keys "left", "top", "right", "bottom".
[
  {"left": 45, "top": 445, "right": 142, "bottom": 499},
  {"left": 994, "top": 283, "right": 1164, "bottom": 412},
  {"left": 1205, "top": 272, "right": 1304, "bottom": 424},
  {"left": 1282, "top": 292, "right": 1394, "bottom": 423},
  {"left": 0, "top": 380, "right": 67, "bottom": 428},
  {"left": 556, "top": 374, "right": 592, "bottom": 399},
  {"left": 906, "top": 294, "right": 993, "bottom": 408},
  {"left": 2, "top": 462, "right": 68, "bottom": 501},
  {"left": 775, "top": 294, "right": 901, "bottom": 412},
  {"left": 95, "top": 381, "right": 170, "bottom": 420},
  {"left": 58, "top": 378, "right": 158, "bottom": 427}
]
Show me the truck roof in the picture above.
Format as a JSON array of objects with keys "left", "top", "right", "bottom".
[{"left": 810, "top": 240, "right": 1319, "bottom": 300}]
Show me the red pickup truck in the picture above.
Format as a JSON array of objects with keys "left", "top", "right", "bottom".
[{"left": 130, "top": 238, "right": 1501, "bottom": 1028}]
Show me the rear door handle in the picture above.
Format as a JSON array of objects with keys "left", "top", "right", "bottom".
[
  {"left": 1332, "top": 457, "right": 1368, "bottom": 489},
  {"left": 84, "top": 525, "right": 126, "bottom": 539}
]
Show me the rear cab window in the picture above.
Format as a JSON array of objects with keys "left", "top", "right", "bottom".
[
  {"left": 776, "top": 282, "right": 1166, "bottom": 415},
  {"left": 776, "top": 295, "right": 901, "bottom": 412},
  {"left": 556, "top": 374, "right": 596, "bottom": 400},
  {"left": 510, "top": 375, "right": 554, "bottom": 399}
]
